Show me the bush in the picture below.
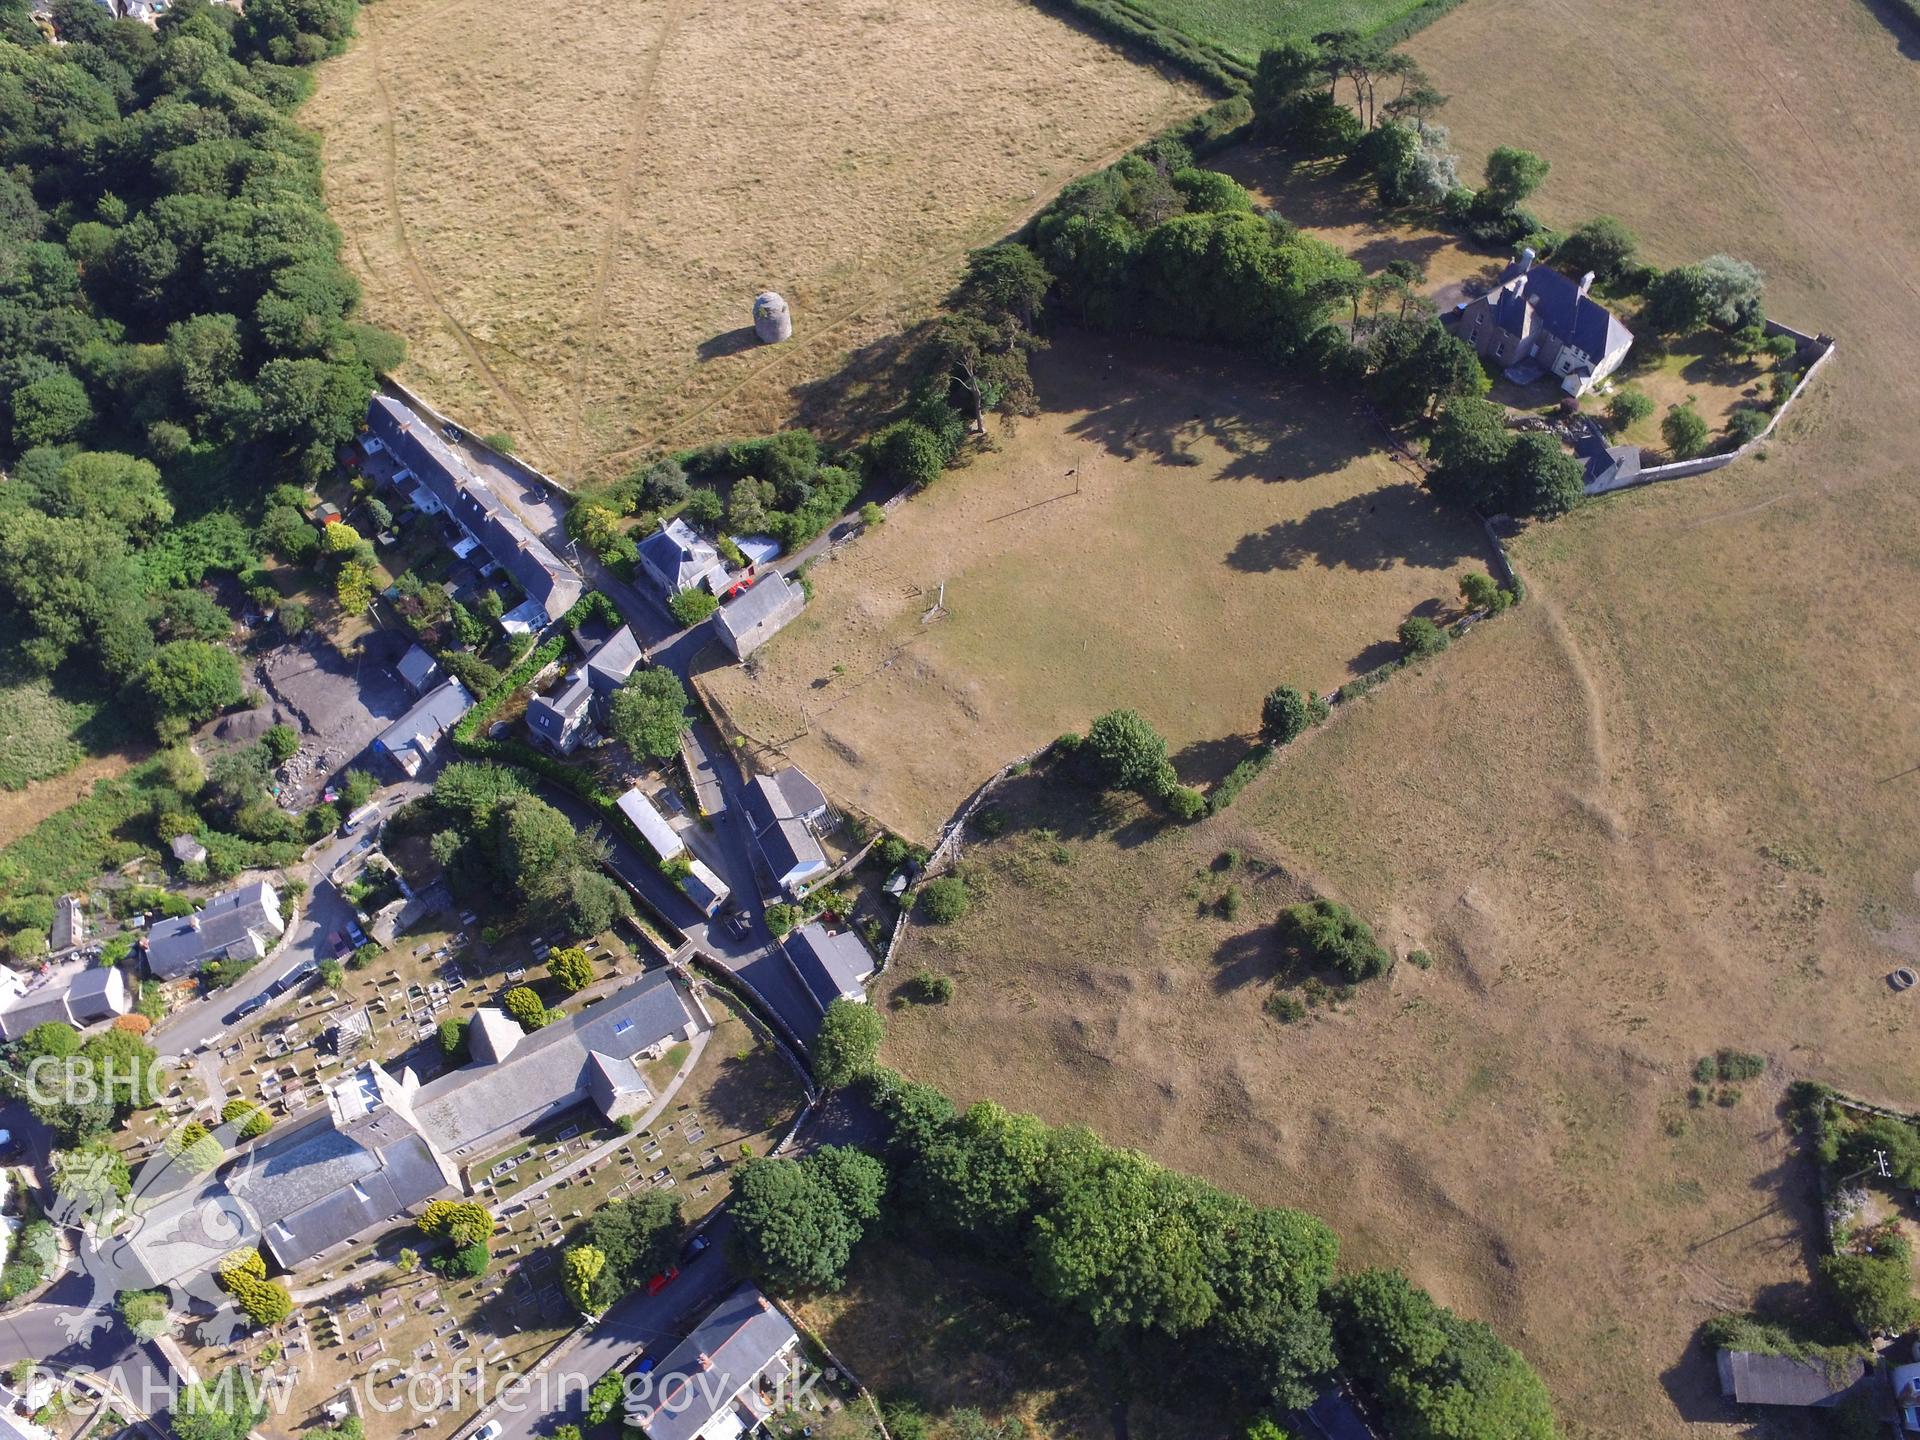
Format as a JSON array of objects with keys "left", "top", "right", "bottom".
[
  {"left": 1662, "top": 403, "right": 1710, "bottom": 459},
  {"left": 765, "top": 903, "right": 799, "bottom": 937},
  {"left": 501, "top": 986, "right": 550, "bottom": 1031},
  {"left": 1607, "top": 388, "right": 1655, "bottom": 430},
  {"left": 1084, "top": 709, "right": 1170, "bottom": 792},
  {"left": 433, "top": 1242, "right": 491, "bottom": 1279},
  {"left": 669, "top": 588, "right": 719, "bottom": 626},
  {"left": 262, "top": 725, "right": 300, "bottom": 764},
  {"left": 1397, "top": 617, "right": 1448, "bottom": 660},
  {"left": 1260, "top": 685, "right": 1316, "bottom": 745},
  {"left": 1458, "top": 573, "right": 1502, "bottom": 611},
  {"left": 437, "top": 1018, "right": 468, "bottom": 1059},
  {"left": 1207, "top": 746, "right": 1273, "bottom": 816},
  {"left": 1725, "top": 406, "right": 1770, "bottom": 447},
  {"left": 1275, "top": 899, "right": 1392, "bottom": 981},
  {"left": 1266, "top": 992, "right": 1307, "bottom": 1023},
  {"left": 1164, "top": 784, "right": 1206, "bottom": 821},
  {"left": 349, "top": 942, "right": 381, "bottom": 970},
  {"left": 548, "top": 946, "right": 594, "bottom": 994},
  {"left": 906, "top": 971, "right": 953, "bottom": 1005},
  {"left": 812, "top": 999, "right": 885, "bottom": 1091},
  {"left": 918, "top": 877, "right": 970, "bottom": 925},
  {"left": 871, "top": 420, "right": 949, "bottom": 489}
]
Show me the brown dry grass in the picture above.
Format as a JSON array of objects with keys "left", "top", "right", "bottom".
[
  {"left": 876, "top": 1, "right": 1920, "bottom": 1436},
  {"left": 702, "top": 333, "right": 1494, "bottom": 842},
  {"left": 304, "top": 0, "right": 1203, "bottom": 484}
]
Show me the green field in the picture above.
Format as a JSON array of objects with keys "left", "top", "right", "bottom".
[
  {"left": 1119, "top": 0, "right": 1447, "bottom": 62},
  {"left": 0, "top": 673, "right": 132, "bottom": 791}
]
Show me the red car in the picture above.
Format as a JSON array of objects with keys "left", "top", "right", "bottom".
[{"left": 644, "top": 1266, "right": 680, "bottom": 1295}]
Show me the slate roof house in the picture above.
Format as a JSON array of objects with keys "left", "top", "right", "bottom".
[
  {"left": 1572, "top": 417, "right": 1642, "bottom": 494},
  {"left": 374, "top": 677, "right": 474, "bottom": 778},
  {"left": 0, "top": 963, "right": 130, "bottom": 1040},
  {"left": 740, "top": 768, "right": 830, "bottom": 897},
  {"left": 1445, "top": 248, "right": 1634, "bottom": 395},
  {"left": 1718, "top": 1348, "right": 1873, "bottom": 1409},
  {"left": 682, "top": 859, "right": 730, "bottom": 917},
  {"left": 146, "top": 880, "right": 285, "bottom": 981},
  {"left": 782, "top": 922, "right": 873, "bottom": 1013},
  {"left": 638, "top": 518, "right": 728, "bottom": 600},
  {"left": 714, "top": 574, "right": 804, "bottom": 661},
  {"left": 628, "top": 1285, "right": 801, "bottom": 1440},
  {"left": 395, "top": 644, "right": 442, "bottom": 696},
  {"left": 525, "top": 626, "right": 643, "bottom": 754},
  {"left": 366, "top": 396, "right": 583, "bottom": 624},
  {"left": 407, "top": 967, "right": 698, "bottom": 1158}
]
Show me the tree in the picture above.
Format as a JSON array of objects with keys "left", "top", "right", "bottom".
[
  {"left": 548, "top": 946, "right": 593, "bottom": 993},
  {"left": 51, "top": 1141, "right": 131, "bottom": 1210},
  {"left": 1251, "top": 40, "right": 1324, "bottom": 134},
  {"left": 1500, "top": 431, "right": 1585, "bottom": 517},
  {"left": 917, "top": 877, "right": 969, "bottom": 925},
  {"left": 562, "top": 1245, "right": 606, "bottom": 1314},
  {"left": 0, "top": 510, "right": 152, "bottom": 679},
  {"left": 1606, "top": 388, "right": 1654, "bottom": 431},
  {"left": 1276, "top": 899, "right": 1393, "bottom": 981},
  {"left": 582, "top": 1192, "right": 683, "bottom": 1301},
  {"left": 433, "top": 1242, "right": 490, "bottom": 1278},
  {"left": 1260, "top": 685, "right": 1316, "bottom": 745},
  {"left": 669, "top": 587, "right": 719, "bottom": 625},
  {"left": 1835, "top": 1117, "right": 1920, "bottom": 1189},
  {"left": 870, "top": 420, "right": 949, "bottom": 488},
  {"left": 219, "top": 1098, "right": 273, "bottom": 1141},
  {"left": 418, "top": 1200, "right": 494, "bottom": 1247},
  {"left": 172, "top": 1369, "right": 268, "bottom": 1440},
  {"left": 729, "top": 1148, "right": 884, "bottom": 1293},
  {"left": 334, "top": 559, "right": 377, "bottom": 613},
  {"left": 1661, "top": 404, "right": 1709, "bottom": 459},
  {"left": 608, "top": 670, "right": 690, "bottom": 761},
  {"left": 956, "top": 243, "right": 1052, "bottom": 329},
  {"left": 813, "top": 999, "right": 885, "bottom": 1090},
  {"left": 1480, "top": 147, "right": 1549, "bottom": 210},
  {"left": 118, "top": 1289, "right": 170, "bottom": 1340},
  {"left": 1644, "top": 265, "right": 1714, "bottom": 335},
  {"left": 1824, "top": 1243, "right": 1920, "bottom": 1337},
  {"left": 263, "top": 724, "right": 299, "bottom": 764},
  {"left": 12, "top": 372, "right": 93, "bottom": 448},
  {"left": 1458, "top": 573, "right": 1503, "bottom": 611},
  {"left": 1695, "top": 254, "right": 1765, "bottom": 331},
  {"left": 501, "top": 986, "right": 550, "bottom": 1031},
  {"left": 318, "top": 958, "right": 344, "bottom": 989},
  {"left": 1085, "top": 709, "right": 1170, "bottom": 792},
  {"left": 1556, "top": 216, "right": 1637, "bottom": 283},
  {"left": 437, "top": 1018, "right": 467, "bottom": 1058},
  {"left": 1397, "top": 617, "right": 1448, "bottom": 661},
  {"left": 1366, "top": 316, "right": 1485, "bottom": 423}
]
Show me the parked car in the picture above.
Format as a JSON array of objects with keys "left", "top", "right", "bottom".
[
  {"left": 644, "top": 1266, "right": 680, "bottom": 1295},
  {"left": 634, "top": 1354, "right": 656, "bottom": 1376},
  {"left": 273, "top": 961, "right": 318, "bottom": 996},
  {"left": 0, "top": 1130, "right": 19, "bottom": 1159},
  {"left": 471, "top": 1423, "right": 501, "bottom": 1440},
  {"left": 680, "top": 1233, "right": 711, "bottom": 1262},
  {"left": 225, "top": 994, "right": 268, "bottom": 1025},
  {"left": 724, "top": 912, "right": 750, "bottom": 941},
  {"left": 345, "top": 920, "right": 367, "bottom": 946}
]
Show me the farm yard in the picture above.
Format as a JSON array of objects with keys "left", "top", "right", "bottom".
[
  {"left": 877, "top": 0, "right": 1920, "bottom": 1436},
  {"left": 702, "top": 331, "right": 1494, "bottom": 842},
  {"left": 303, "top": 0, "right": 1204, "bottom": 485}
]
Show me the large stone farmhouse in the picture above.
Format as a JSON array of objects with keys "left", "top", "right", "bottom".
[{"left": 1444, "top": 248, "right": 1634, "bottom": 395}]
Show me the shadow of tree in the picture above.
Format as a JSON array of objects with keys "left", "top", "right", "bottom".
[
  {"left": 1226, "top": 482, "right": 1468, "bottom": 573},
  {"left": 1859, "top": 0, "right": 1920, "bottom": 56},
  {"left": 789, "top": 321, "right": 934, "bottom": 448},
  {"left": 1212, "top": 928, "right": 1272, "bottom": 994},
  {"left": 1345, "top": 638, "right": 1402, "bottom": 676},
  {"left": 1170, "top": 734, "right": 1256, "bottom": 790}
]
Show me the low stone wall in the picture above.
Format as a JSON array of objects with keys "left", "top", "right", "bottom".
[
  {"left": 1589, "top": 328, "right": 1837, "bottom": 496},
  {"left": 378, "top": 375, "right": 577, "bottom": 499}
]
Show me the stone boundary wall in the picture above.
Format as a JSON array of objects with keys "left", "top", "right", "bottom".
[{"left": 1588, "top": 325, "right": 1837, "bottom": 496}]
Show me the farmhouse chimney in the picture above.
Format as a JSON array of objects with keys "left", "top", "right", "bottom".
[
  {"left": 1518, "top": 247, "right": 1536, "bottom": 273},
  {"left": 1578, "top": 271, "right": 1596, "bottom": 298}
]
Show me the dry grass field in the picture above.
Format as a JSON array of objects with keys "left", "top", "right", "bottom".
[
  {"left": 877, "top": 1, "right": 1920, "bottom": 1436},
  {"left": 702, "top": 333, "right": 1494, "bottom": 841},
  {"left": 303, "top": 0, "right": 1203, "bottom": 484}
]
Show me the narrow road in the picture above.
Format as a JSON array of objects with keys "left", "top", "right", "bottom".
[{"left": 152, "top": 786, "right": 427, "bottom": 1061}]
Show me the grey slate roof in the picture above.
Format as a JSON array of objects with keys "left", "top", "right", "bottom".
[
  {"left": 1572, "top": 417, "right": 1641, "bottom": 492},
  {"left": 682, "top": 859, "right": 729, "bottom": 915},
  {"left": 1717, "top": 1349, "right": 1871, "bottom": 1407},
  {"left": 375, "top": 677, "right": 474, "bottom": 774},
  {"left": 367, "top": 397, "right": 583, "bottom": 621},
  {"left": 585, "top": 626, "right": 643, "bottom": 694},
  {"left": 632, "top": 1286, "right": 799, "bottom": 1440},
  {"left": 526, "top": 672, "right": 592, "bottom": 746},
  {"left": 410, "top": 970, "right": 693, "bottom": 1154},
  {"left": 468, "top": 1007, "right": 522, "bottom": 1065},
  {"left": 783, "top": 923, "right": 873, "bottom": 1013},
  {"left": 146, "top": 881, "right": 282, "bottom": 980},
  {"left": 638, "top": 518, "right": 724, "bottom": 596},
  {"left": 396, "top": 644, "right": 442, "bottom": 694},
  {"left": 1491, "top": 258, "right": 1633, "bottom": 365},
  {"left": 616, "top": 787, "right": 685, "bottom": 862},
  {"left": 715, "top": 574, "right": 803, "bottom": 647},
  {"left": 757, "top": 818, "right": 825, "bottom": 885}
]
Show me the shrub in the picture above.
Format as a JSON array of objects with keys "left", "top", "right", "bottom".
[
  {"left": 1662, "top": 403, "right": 1710, "bottom": 459},
  {"left": 548, "top": 946, "right": 594, "bottom": 993},
  {"left": 918, "top": 877, "right": 970, "bottom": 925},
  {"left": 1164, "top": 784, "right": 1206, "bottom": 822},
  {"left": 859, "top": 502, "right": 885, "bottom": 528},
  {"left": 1275, "top": 899, "right": 1392, "bottom": 981},
  {"left": 812, "top": 1000, "right": 885, "bottom": 1090},
  {"left": 112, "top": 1014, "right": 150, "bottom": 1036},
  {"left": 1260, "top": 685, "right": 1316, "bottom": 745},
  {"left": 433, "top": 1242, "right": 491, "bottom": 1279},
  {"left": 1715, "top": 1049, "right": 1766, "bottom": 1082},
  {"left": 1607, "top": 388, "right": 1655, "bottom": 430},
  {"left": 262, "top": 725, "right": 300, "bottom": 764},
  {"left": 501, "top": 986, "right": 550, "bottom": 1031},
  {"left": 317, "top": 958, "right": 344, "bottom": 989},
  {"left": 906, "top": 971, "right": 953, "bottom": 1005},
  {"left": 437, "top": 1018, "right": 468, "bottom": 1059},
  {"left": 871, "top": 420, "right": 949, "bottom": 488},
  {"left": 1458, "top": 573, "right": 1502, "bottom": 611},
  {"left": 1823, "top": 1242, "right": 1920, "bottom": 1336},
  {"left": 1397, "top": 617, "right": 1448, "bottom": 659},
  {"left": 1084, "top": 709, "right": 1170, "bottom": 792},
  {"left": 1266, "top": 992, "right": 1307, "bottom": 1023},
  {"left": 1408, "top": 949, "right": 1433, "bottom": 970},
  {"left": 349, "top": 942, "right": 380, "bottom": 970},
  {"left": 669, "top": 588, "right": 719, "bottom": 626},
  {"left": 1725, "top": 406, "right": 1770, "bottom": 446},
  {"left": 221, "top": 1099, "right": 273, "bottom": 1141},
  {"left": 765, "top": 903, "right": 799, "bottom": 937}
]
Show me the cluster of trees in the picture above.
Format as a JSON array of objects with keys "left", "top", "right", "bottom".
[
  {"left": 608, "top": 669, "right": 690, "bottom": 762},
  {"left": 729, "top": 1144, "right": 887, "bottom": 1292},
  {"left": 422, "top": 762, "right": 632, "bottom": 938},
  {"left": 0, "top": 0, "right": 400, "bottom": 713},
  {"left": 1260, "top": 685, "right": 1327, "bottom": 746},
  {"left": 2, "top": 1019, "right": 161, "bottom": 1143},
  {"left": 1424, "top": 398, "right": 1584, "bottom": 517},
  {"left": 1274, "top": 899, "right": 1392, "bottom": 982},
  {"left": 1066, "top": 708, "right": 1207, "bottom": 821},
  {"left": 170, "top": 1367, "right": 268, "bottom": 1440},
  {"left": 559, "top": 1192, "right": 682, "bottom": 1314},
  {"left": 215, "top": 1247, "right": 292, "bottom": 1327},
  {"left": 811, "top": 996, "right": 886, "bottom": 1091},
  {"left": 416, "top": 1198, "right": 493, "bottom": 1278}
]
